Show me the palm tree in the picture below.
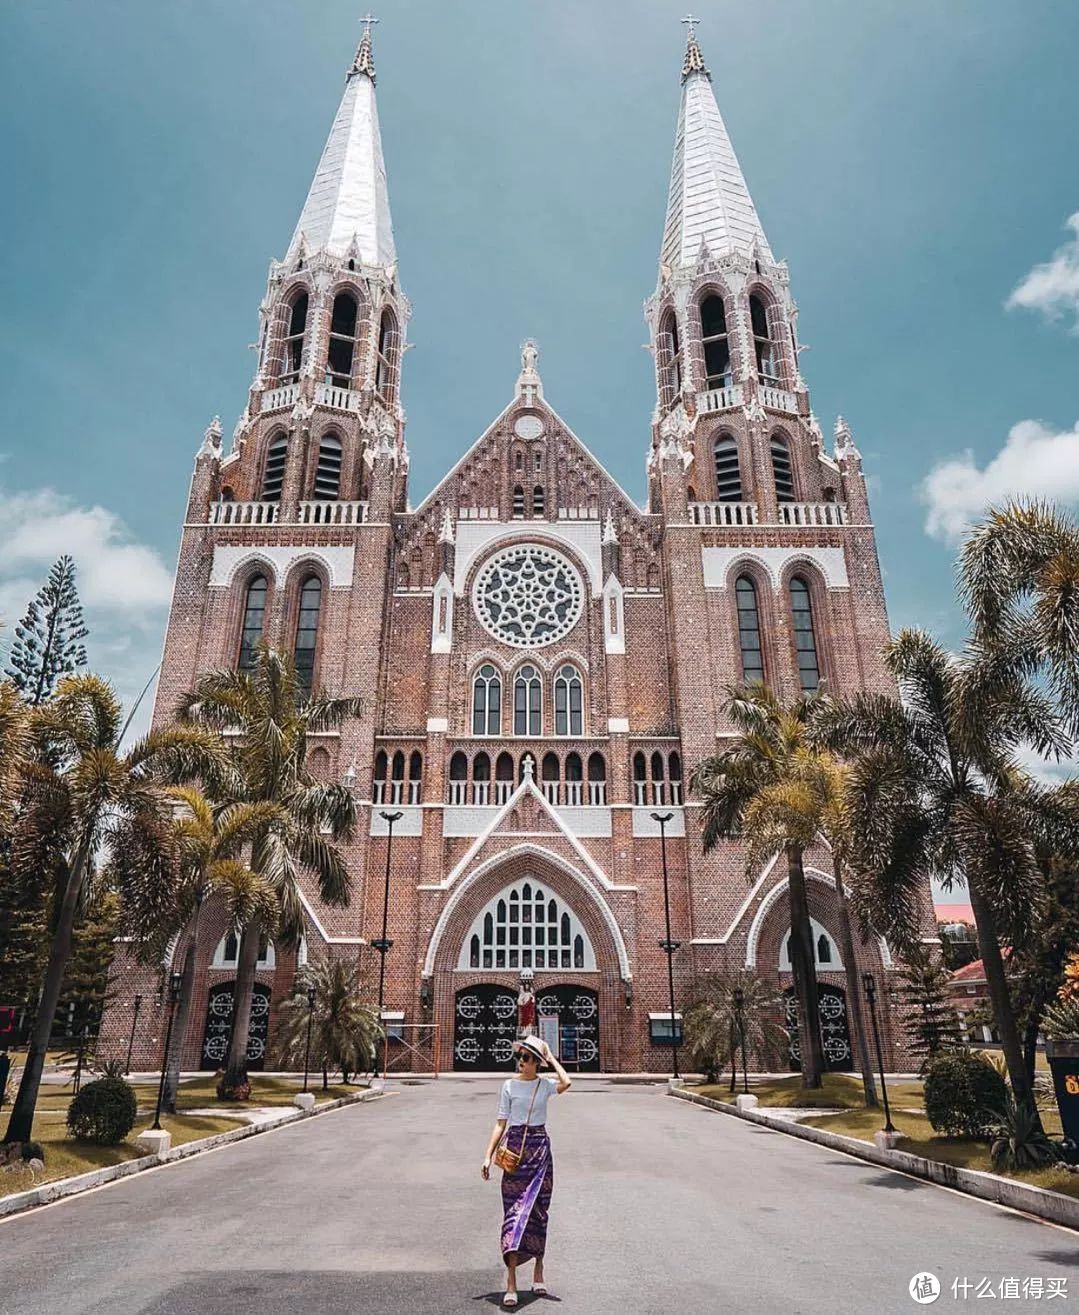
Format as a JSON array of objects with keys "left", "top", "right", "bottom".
[
  {"left": 683, "top": 970, "right": 788, "bottom": 1088},
  {"left": 274, "top": 959, "right": 382, "bottom": 1088},
  {"left": 177, "top": 646, "right": 362, "bottom": 1098},
  {"left": 812, "top": 628, "right": 1077, "bottom": 1120},
  {"left": 691, "top": 684, "right": 826, "bottom": 1088},
  {"left": 4, "top": 676, "right": 229, "bottom": 1145},
  {"left": 114, "top": 787, "right": 279, "bottom": 1111}
]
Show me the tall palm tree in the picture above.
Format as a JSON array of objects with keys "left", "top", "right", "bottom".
[
  {"left": 114, "top": 787, "right": 279, "bottom": 1111},
  {"left": 812, "top": 628, "right": 1077, "bottom": 1120},
  {"left": 691, "top": 684, "right": 826, "bottom": 1088},
  {"left": 274, "top": 959, "right": 382, "bottom": 1088},
  {"left": 4, "top": 675, "right": 229, "bottom": 1145},
  {"left": 177, "top": 646, "right": 362, "bottom": 1098}
]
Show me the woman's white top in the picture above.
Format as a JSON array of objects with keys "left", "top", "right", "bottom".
[{"left": 498, "top": 1076, "right": 558, "bottom": 1126}]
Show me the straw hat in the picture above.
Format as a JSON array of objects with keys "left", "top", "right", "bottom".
[{"left": 513, "top": 1035, "right": 546, "bottom": 1064}]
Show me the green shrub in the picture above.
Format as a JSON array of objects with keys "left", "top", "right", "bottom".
[
  {"left": 989, "top": 1095, "right": 1063, "bottom": 1172},
  {"left": 66, "top": 1075, "right": 138, "bottom": 1145},
  {"left": 924, "top": 1052, "right": 1008, "bottom": 1139}
]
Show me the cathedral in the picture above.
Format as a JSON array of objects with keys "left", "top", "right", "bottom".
[{"left": 103, "top": 23, "right": 928, "bottom": 1075}]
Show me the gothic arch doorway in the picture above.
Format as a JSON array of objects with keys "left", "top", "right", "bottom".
[
  {"left": 200, "top": 981, "right": 271, "bottom": 1071},
  {"left": 783, "top": 984, "right": 851, "bottom": 1072}
]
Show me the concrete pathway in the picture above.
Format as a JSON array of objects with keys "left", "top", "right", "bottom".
[{"left": 0, "top": 1077, "right": 1074, "bottom": 1314}]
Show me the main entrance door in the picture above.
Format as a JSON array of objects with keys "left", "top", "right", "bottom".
[
  {"left": 453, "top": 984, "right": 601, "bottom": 1072},
  {"left": 784, "top": 984, "right": 852, "bottom": 1072},
  {"left": 201, "top": 981, "right": 271, "bottom": 1071}
]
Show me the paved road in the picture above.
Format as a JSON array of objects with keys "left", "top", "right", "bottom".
[{"left": 2, "top": 1078, "right": 1075, "bottom": 1314}]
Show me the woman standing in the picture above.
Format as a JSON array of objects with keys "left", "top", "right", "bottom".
[{"left": 481, "top": 1035, "right": 572, "bottom": 1308}]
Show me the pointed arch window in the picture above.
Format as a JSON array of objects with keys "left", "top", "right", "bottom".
[
  {"left": 449, "top": 750, "right": 468, "bottom": 805},
  {"left": 376, "top": 310, "right": 399, "bottom": 400},
  {"left": 633, "top": 751, "right": 648, "bottom": 806},
  {"left": 262, "top": 434, "right": 288, "bottom": 502},
  {"left": 314, "top": 434, "right": 343, "bottom": 500},
  {"left": 750, "top": 293, "right": 779, "bottom": 386},
  {"left": 554, "top": 664, "right": 583, "bottom": 737},
  {"left": 281, "top": 292, "right": 308, "bottom": 384},
  {"left": 238, "top": 575, "right": 268, "bottom": 672},
  {"left": 408, "top": 750, "right": 423, "bottom": 804},
  {"left": 457, "top": 880, "right": 596, "bottom": 971},
  {"left": 771, "top": 434, "right": 795, "bottom": 503},
  {"left": 326, "top": 292, "right": 358, "bottom": 389},
  {"left": 373, "top": 749, "right": 388, "bottom": 804},
  {"left": 495, "top": 752, "right": 515, "bottom": 804},
  {"left": 533, "top": 485, "right": 545, "bottom": 517},
  {"left": 472, "top": 663, "right": 502, "bottom": 736},
  {"left": 713, "top": 435, "right": 742, "bottom": 502},
  {"left": 789, "top": 576, "right": 820, "bottom": 692},
  {"left": 700, "top": 295, "right": 731, "bottom": 390},
  {"left": 514, "top": 665, "right": 542, "bottom": 736},
  {"left": 512, "top": 486, "right": 525, "bottom": 518},
  {"left": 735, "top": 576, "right": 764, "bottom": 683},
  {"left": 658, "top": 312, "right": 682, "bottom": 410},
  {"left": 293, "top": 575, "right": 322, "bottom": 700},
  {"left": 587, "top": 752, "right": 607, "bottom": 806},
  {"left": 565, "top": 751, "right": 583, "bottom": 806}
]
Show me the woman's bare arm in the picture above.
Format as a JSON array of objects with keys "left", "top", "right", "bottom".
[
  {"left": 543, "top": 1043, "right": 572, "bottom": 1093},
  {"left": 481, "top": 1118, "right": 508, "bottom": 1179}
]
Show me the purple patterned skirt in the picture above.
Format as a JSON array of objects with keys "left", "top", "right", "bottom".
[{"left": 499, "top": 1124, "right": 553, "bottom": 1262}]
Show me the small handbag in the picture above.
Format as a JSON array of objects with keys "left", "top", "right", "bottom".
[{"left": 493, "top": 1079, "right": 540, "bottom": 1174}]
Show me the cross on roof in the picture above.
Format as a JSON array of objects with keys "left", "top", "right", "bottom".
[
  {"left": 681, "top": 14, "right": 700, "bottom": 39},
  {"left": 360, "top": 12, "right": 379, "bottom": 35}
]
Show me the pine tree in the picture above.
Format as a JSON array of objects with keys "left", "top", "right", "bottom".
[
  {"left": 5, "top": 556, "right": 89, "bottom": 705},
  {"left": 56, "top": 886, "right": 121, "bottom": 1048},
  {"left": 0, "top": 858, "right": 49, "bottom": 1020},
  {"left": 899, "top": 945, "right": 964, "bottom": 1069}
]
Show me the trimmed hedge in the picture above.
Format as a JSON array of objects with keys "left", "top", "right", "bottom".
[{"left": 66, "top": 1075, "right": 138, "bottom": 1145}]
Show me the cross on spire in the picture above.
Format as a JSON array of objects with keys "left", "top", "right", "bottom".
[
  {"left": 350, "top": 11, "right": 378, "bottom": 81},
  {"left": 681, "top": 14, "right": 710, "bottom": 82}
]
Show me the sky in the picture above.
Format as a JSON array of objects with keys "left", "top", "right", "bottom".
[{"left": 2, "top": 0, "right": 1078, "bottom": 763}]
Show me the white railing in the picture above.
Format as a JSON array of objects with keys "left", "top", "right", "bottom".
[
  {"left": 633, "top": 781, "right": 683, "bottom": 806},
  {"left": 494, "top": 781, "right": 513, "bottom": 805},
  {"left": 210, "top": 500, "right": 279, "bottom": 526},
  {"left": 261, "top": 383, "right": 299, "bottom": 413},
  {"left": 778, "top": 502, "right": 846, "bottom": 527},
  {"left": 315, "top": 382, "right": 363, "bottom": 412},
  {"left": 564, "top": 781, "right": 584, "bottom": 806},
  {"left": 760, "top": 385, "right": 798, "bottom": 413},
  {"left": 688, "top": 502, "right": 758, "bottom": 527},
  {"left": 588, "top": 781, "right": 607, "bottom": 806},
  {"left": 373, "top": 781, "right": 385, "bottom": 804},
  {"left": 408, "top": 781, "right": 421, "bottom": 804},
  {"left": 557, "top": 507, "right": 600, "bottom": 521},
  {"left": 298, "top": 500, "right": 368, "bottom": 526},
  {"left": 473, "top": 782, "right": 490, "bottom": 806},
  {"left": 696, "top": 384, "right": 743, "bottom": 415},
  {"left": 542, "top": 782, "right": 560, "bottom": 805},
  {"left": 458, "top": 507, "right": 500, "bottom": 520},
  {"left": 448, "top": 781, "right": 468, "bottom": 806}
]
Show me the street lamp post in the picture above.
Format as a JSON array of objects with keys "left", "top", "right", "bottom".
[
  {"left": 862, "top": 972, "right": 895, "bottom": 1134},
  {"left": 373, "top": 810, "right": 403, "bottom": 1075},
  {"left": 302, "top": 984, "right": 317, "bottom": 1095},
  {"left": 651, "top": 811, "right": 681, "bottom": 1081},
  {"left": 125, "top": 994, "right": 143, "bottom": 1076},
  {"left": 733, "top": 986, "right": 749, "bottom": 1094},
  {"left": 152, "top": 972, "right": 184, "bottom": 1131}
]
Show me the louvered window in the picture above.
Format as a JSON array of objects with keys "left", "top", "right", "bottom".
[
  {"left": 262, "top": 435, "right": 288, "bottom": 502},
  {"left": 533, "top": 485, "right": 545, "bottom": 517},
  {"left": 771, "top": 435, "right": 795, "bottom": 503},
  {"left": 713, "top": 436, "right": 742, "bottom": 501},
  {"left": 314, "top": 435, "right": 342, "bottom": 500}
]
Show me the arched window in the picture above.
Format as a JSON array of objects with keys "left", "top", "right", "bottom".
[
  {"left": 262, "top": 434, "right": 288, "bottom": 502},
  {"left": 472, "top": 663, "right": 502, "bottom": 736},
  {"left": 658, "top": 311, "right": 682, "bottom": 409},
  {"left": 376, "top": 309, "right": 399, "bottom": 399},
  {"left": 495, "top": 751, "right": 515, "bottom": 804},
  {"left": 473, "top": 751, "right": 491, "bottom": 804},
  {"left": 314, "top": 434, "right": 343, "bottom": 500},
  {"left": 633, "top": 751, "right": 647, "bottom": 806},
  {"left": 565, "top": 751, "right": 583, "bottom": 805},
  {"left": 587, "top": 752, "right": 607, "bottom": 806},
  {"left": 700, "top": 295, "right": 731, "bottom": 389},
  {"left": 750, "top": 293, "right": 778, "bottom": 385},
  {"left": 457, "top": 881, "right": 597, "bottom": 971},
  {"left": 669, "top": 752, "right": 683, "bottom": 805},
  {"left": 514, "top": 665, "right": 542, "bottom": 736},
  {"left": 214, "top": 931, "right": 275, "bottom": 969},
  {"left": 781, "top": 919, "right": 841, "bottom": 971},
  {"left": 817, "top": 934, "right": 832, "bottom": 965},
  {"left": 554, "top": 664, "right": 583, "bottom": 736},
  {"left": 373, "top": 749, "right": 388, "bottom": 804},
  {"left": 293, "top": 575, "right": 322, "bottom": 700},
  {"left": 408, "top": 750, "right": 423, "bottom": 804},
  {"left": 735, "top": 576, "right": 764, "bottom": 683},
  {"left": 281, "top": 292, "right": 308, "bottom": 384},
  {"left": 326, "top": 292, "right": 358, "bottom": 388},
  {"left": 238, "top": 575, "right": 268, "bottom": 672},
  {"left": 789, "top": 576, "right": 821, "bottom": 692},
  {"left": 533, "top": 485, "right": 545, "bottom": 517},
  {"left": 771, "top": 434, "right": 795, "bottom": 502},
  {"left": 713, "top": 435, "right": 742, "bottom": 502},
  {"left": 512, "top": 486, "right": 525, "bottom": 518},
  {"left": 390, "top": 750, "right": 406, "bottom": 803},
  {"left": 449, "top": 750, "right": 468, "bottom": 805},
  {"left": 541, "top": 751, "right": 560, "bottom": 804}
]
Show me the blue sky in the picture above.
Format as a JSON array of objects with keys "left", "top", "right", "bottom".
[{"left": 2, "top": 0, "right": 1078, "bottom": 738}]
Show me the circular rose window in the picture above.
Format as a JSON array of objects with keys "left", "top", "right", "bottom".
[{"left": 473, "top": 544, "right": 584, "bottom": 648}]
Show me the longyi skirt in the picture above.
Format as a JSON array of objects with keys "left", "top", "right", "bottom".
[{"left": 499, "top": 1123, "right": 553, "bottom": 1261}]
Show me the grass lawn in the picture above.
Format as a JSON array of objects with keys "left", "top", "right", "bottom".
[
  {"left": 26, "top": 1073, "right": 359, "bottom": 1115},
  {"left": 694, "top": 1072, "right": 926, "bottom": 1109}
]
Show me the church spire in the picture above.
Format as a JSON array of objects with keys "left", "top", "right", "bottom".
[
  {"left": 286, "top": 15, "right": 396, "bottom": 268},
  {"left": 660, "top": 20, "right": 773, "bottom": 271}
]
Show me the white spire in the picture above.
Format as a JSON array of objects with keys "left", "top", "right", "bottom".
[
  {"left": 660, "top": 25, "right": 773, "bottom": 271},
  {"left": 286, "top": 19, "right": 396, "bottom": 268}
]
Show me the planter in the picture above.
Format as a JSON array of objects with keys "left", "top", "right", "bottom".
[{"left": 1045, "top": 1040, "right": 1079, "bottom": 1155}]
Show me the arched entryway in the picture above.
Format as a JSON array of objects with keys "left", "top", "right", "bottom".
[
  {"left": 453, "top": 984, "right": 601, "bottom": 1072},
  {"left": 201, "top": 982, "right": 271, "bottom": 1071},
  {"left": 783, "top": 984, "right": 851, "bottom": 1072}
]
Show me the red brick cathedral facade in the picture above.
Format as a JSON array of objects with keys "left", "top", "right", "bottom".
[{"left": 104, "top": 26, "right": 927, "bottom": 1075}]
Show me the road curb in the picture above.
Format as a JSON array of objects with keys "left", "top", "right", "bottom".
[
  {"left": 0, "top": 1087, "right": 380, "bottom": 1222},
  {"left": 669, "top": 1087, "right": 1079, "bottom": 1231}
]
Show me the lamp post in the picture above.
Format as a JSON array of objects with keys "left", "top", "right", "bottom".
[
  {"left": 733, "top": 986, "right": 749, "bottom": 1094},
  {"left": 125, "top": 994, "right": 143, "bottom": 1076},
  {"left": 373, "top": 810, "right": 403, "bottom": 1067},
  {"left": 152, "top": 972, "right": 184, "bottom": 1131},
  {"left": 651, "top": 811, "right": 681, "bottom": 1080},
  {"left": 862, "top": 972, "right": 895, "bottom": 1134},
  {"left": 302, "top": 984, "right": 317, "bottom": 1095}
]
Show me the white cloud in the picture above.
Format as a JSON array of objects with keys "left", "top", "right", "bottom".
[
  {"left": 1006, "top": 212, "right": 1079, "bottom": 330},
  {"left": 920, "top": 417, "right": 1079, "bottom": 543},
  {"left": 0, "top": 485, "right": 172, "bottom": 726}
]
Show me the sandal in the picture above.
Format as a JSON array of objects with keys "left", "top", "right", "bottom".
[
  {"left": 533, "top": 1283, "right": 548, "bottom": 1295},
  {"left": 502, "top": 1295, "right": 518, "bottom": 1309}
]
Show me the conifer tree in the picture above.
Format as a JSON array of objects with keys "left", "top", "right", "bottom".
[
  {"left": 899, "top": 945, "right": 964, "bottom": 1069},
  {"left": 5, "top": 556, "right": 89, "bottom": 705}
]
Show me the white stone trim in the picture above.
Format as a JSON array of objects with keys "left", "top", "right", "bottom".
[
  {"left": 779, "top": 918, "right": 843, "bottom": 971},
  {"left": 210, "top": 544, "right": 355, "bottom": 589},
  {"left": 426, "top": 717, "right": 449, "bottom": 733},
  {"left": 631, "top": 808, "right": 685, "bottom": 838},
  {"left": 607, "top": 717, "right": 630, "bottom": 734},
  {"left": 744, "top": 866, "right": 892, "bottom": 969},
  {"left": 431, "top": 573, "right": 454, "bottom": 653},
  {"left": 701, "top": 545, "right": 848, "bottom": 590},
  {"left": 369, "top": 806, "right": 423, "bottom": 837},
  {"left": 211, "top": 931, "right": 275, "bottom": 969},
  {"left": 455, "top": 523, "right": 602, "bottom": 597},
  {"left": 456, "top": 879, "right": 597, "bottom": 971},
  {"left": 602, "top": 574, "right": 626, "bottom": 655}
]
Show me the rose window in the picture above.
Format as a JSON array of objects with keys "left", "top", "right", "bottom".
[{"left": 473, "top": 544, "right": 584, "bottom": 648}]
